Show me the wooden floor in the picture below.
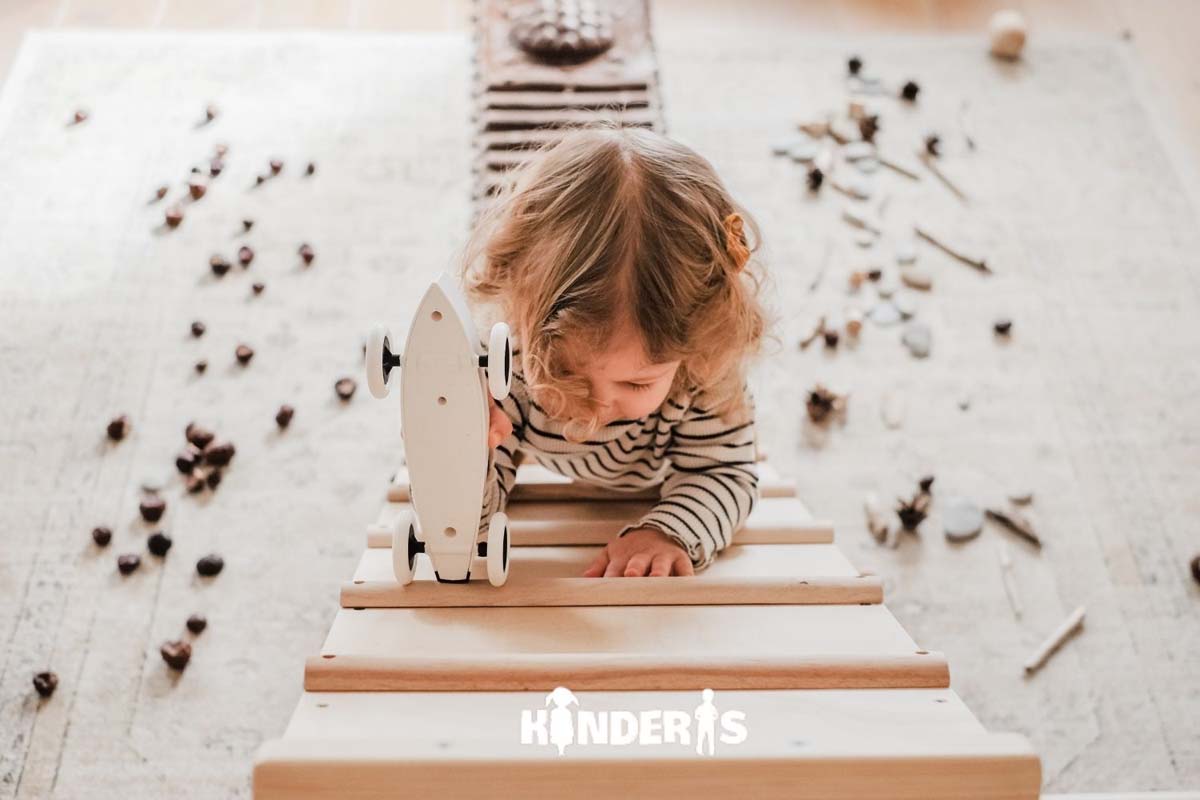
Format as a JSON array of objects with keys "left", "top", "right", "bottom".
[{"left": 1, "top": 1, "right": 1198, "bottom": 797}]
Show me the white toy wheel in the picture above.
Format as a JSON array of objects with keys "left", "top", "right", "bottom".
[
  {"left": 366, "top": 324, "right": 397, "bottom": 400},
  {"left": 487, "top": 322, "right": 512, "bottom": 401},
  {"left": 486, "top": 512, "right": 510, "bottom": 587},
  {"left": 392, "top": 510, "right": 418, "bottom": 585}
]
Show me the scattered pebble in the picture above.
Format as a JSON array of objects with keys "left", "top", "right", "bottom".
[
  {"left": 299, "top": 243, "right": 315, "bottom": 265},
  {"left": 194, "top": 360, "right": 208, "bottom": 375},
  {"left": 902, "top": 321, "right": 932, "bottom": 358},
  {"left": 165, "top": 206, "right": 184, "bottom": 228},
  {"left": 176, "top": 446, "right": 201, "bottom": 475},
  {"left": 33, "top": 671, "right": 58, "bottom": 698},
  {"left": 71, "top": 109, "right": 88, "bottom": 125},
  {"left": 918, "top": 475, "right": 935, "bottom": 493},
  {"left": 147, "top": 531, "right": 173, "bottom": 557},
  {"left": 305, "top": 161, "right": 316, "bottom": 176},
  {"left": 788, "top": 139, "right": 818, "bottom": 163},
  {"left": 335, "top": 377, "right": 358, "bottom": 401},
  {"left": 187, "top": 177, "right": 206, "bottom": 200},
  {"left": 895, "top": 239, "right": 917, "bottom": 265},
  {"left": 190, "top": 320, "right": 206, "bottom": 338},
  {"left": 203, "top": 441, "right": 236, "bottom": 467},
  {"left": 1008, "top": 491, "right": 1034, "bottom": 505},
  {"left": 237, "top": 246, "right": 254, "bottom": 267},
  {"left": 868, "top": 302, "right": 902, "bottom": 326},
  {"left": 989, "top": 9, "right": 1028, "bottom": 61},
  {"left": 92, "top": 526, "right": 112, "bottom": 546},
  {"left": 275, "top": 405, "right": 295, "bottom": 429},
  {"left": 209, "top": 158, "right": 224, "bottom": 178},
  {"left": 822, "top": 329, "right": 840, "bottom": 349},
  {"left": 235, "top": 344, "right": 254, "bottom": 365},
  {"left": 896, "top": 491, "right": 931, "bottom": 530},
  {"left": 1191, "top": 555, "right": 1200, "bottom": 585},
  {"left": 106, "top": 415, "right": 130, "bottom": 442},
  {"left": 117, "top": 553, "right": 141, "bottom": 574},
  {"left": 160, "top": 640, "right": 192, "bottom": 671},
  {"left": 924, "top": 134, "right": 941, "bottom": 157},
  {"left": 847, "top": 56, "right": 863, "bottom": 75},
  {"left": 269, "top": 158, "right": 283, "bottom": 175},
  {"left": 206, "top": 469, "right": 222, "bottom": 490},
  {"left": 251, "top": 282, "right": 265, "bottom": 295},
  {"left": 843, "top": 141, "right": 875, "bottom": 162},
  {"left": 242, "top": 218, "right": 254, "bottom": 232},
  {"left": 185, "top": 473, "right": 206, "bottom": 494},
  {"left": 204, "top": 104, "right": 218, "bottom": 123},
  {"left": 185, "top": 423, "right": 215, "bottom": 450},
  {"left": 900, "top": 269, "right": 933, "bottom": 291},
  {"left": 943, "top": 495, "right": 984, "bottom": 542},
  {"left": 196, "top": 554, "right": 224, "bottom": 577},
  {"left": 186, "top": 614, "right": 208, "bottom": 634},
  {"left": 210, "top": 255, "right": 231, "bottom": 277},
  {"left": 900, "top": 80, "right": 921, "bottom": 102},
  {"left": 139, "top": 496, "right": 166, "bottom": 523},
  {"left": 154, "top": 185, "right": 169, "bottom": 201},
  {"left": 806, "top": 167, "right": 824, "bottom": 192},
  {"left": 994, "top": 318, "right": 1013, "bottom": 335},
  {"left": 893, "top": 291, "right": 919, "bottom": 319}
]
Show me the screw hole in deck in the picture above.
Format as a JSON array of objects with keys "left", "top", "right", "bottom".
[
  {"left": 437, "top": 396, "right": 447, "bottom": 405},
  {"left": 431, "top": 310, "right": 442, "bottom": 321}
]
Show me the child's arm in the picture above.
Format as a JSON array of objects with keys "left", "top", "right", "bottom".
[
  {"left": 477, "top": 395, "right": 523, "bottom": 534},
  {"left": 615, "top": 383, "right": 761, "bottom": 571}
]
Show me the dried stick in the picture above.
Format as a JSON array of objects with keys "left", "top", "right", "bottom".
[
  {"left": 986, "top": 507, "right": 1040, "bottom": 547},
  {"left": 878, "top": 154, "right": 921, "bottom": 181},
  {"left": 799, "top": 316, "right": 826, "bottom": 350},
  {"left": 915, "top": 225, "right": 992, "bottom": 274},
  {"left": 1024, "top": 605, "right": 1086, "bottom": 675},
  {"left": 808, "top": 240, "right": 832, "bottom": 293},
  {"left": 996, "top": 542, "right": 1022, "bottom": 619},
  {"left": 842, "top": 208, "right": 881, "bottom": 235},
  {"left": 917, "top": 151, "right": 970, "bottom": 203}
]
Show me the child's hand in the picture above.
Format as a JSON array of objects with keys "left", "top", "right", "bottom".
[
  {"left": 582, "top": 527, "right": 695, "bottom": 577},
  {"left": 488, "top": 400, "right": 513, "bottom": 448}
]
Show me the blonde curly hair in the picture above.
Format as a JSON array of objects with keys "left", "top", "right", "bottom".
[{"left": 460, "top": 122, "right": 773, "bottom": 443}]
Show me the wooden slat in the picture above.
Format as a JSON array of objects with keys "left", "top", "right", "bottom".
[
  {"left": 368, "top": 495, "right": 829, "bottom": 548},
  {"left": 281, "top": 687, "right": 989, "bottom": 742},
  {"left": 386, "top": 460, "right": 797, "bottom": 503},
  {"left": 254, "top": 733, "right": 1040, "bottom": 799},
  {"left": 344, "top": 575, "right": 881, "bottom": 609},
  {"left": 478, "top": 106, "right": 659, "bottom": 131},
  {"left": 476, "top": 88, "right": 651, "bottom": 110},
  {"left": 307, "top": 604, "right": 945, "bottom": 690},
  {"left": 341, "top": 542, "right": 875, "bottom": 608},
  {"left": 305, "top": 651, "right": 947, "bottom": 691}
]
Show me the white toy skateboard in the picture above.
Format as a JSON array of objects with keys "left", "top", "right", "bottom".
[{"left": 365, "top": 271, "right": 514, "bottom": 587}]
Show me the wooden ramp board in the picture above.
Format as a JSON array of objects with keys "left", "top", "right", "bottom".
[
  {"left": 306, "top": 604, "right": 948, "bottom": 691},
  {"left": 341, "top": 543, "right": 880, "bottom": 608},
  {"left": 387, "top": 460, "right": 797, "bottom": 503},
  {"left": 254, "top": 734, "right": 1040, "bottom": 800},
  {"left": 367, "top": 495, "right": 832, "bottom": 548}
]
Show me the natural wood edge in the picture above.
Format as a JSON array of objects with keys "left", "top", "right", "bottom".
[
  {"left": 254, "top": 733, "right": 1041, "bottom": 799},
  {"left": 339, "top": 575, "right": 883, "bottom": 608},
  {"left": 386, "top": 476, "right": 796, "bottom": 503},
  {"left": 303, "top": 651, "right": 950, "bottom": 692},
  {"left": 366, "top": 519, "right": 836, "bottom": 548}
]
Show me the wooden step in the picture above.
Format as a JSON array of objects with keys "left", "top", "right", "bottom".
[
  {"left": 386, "top": 460, "right": 798, "bottom": 503},
  {"left": 341, "top": 543, "right": 878, "bottom": 608},
  {"left": 475, "top": 88, "right": 651, "bottom": 111},
  {"left": 256, "top": 687, "right": 1039, "bottom": 798},
  {"left": 368, "top": 496, "right": 831, "bottom": 548},
  {"left": 306, "top": 604, "right": 947, "bottom": 691}
]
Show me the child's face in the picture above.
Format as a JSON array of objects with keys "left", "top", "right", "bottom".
[{"left": 569, "top": 319, "right": 680, "bottom": 424}]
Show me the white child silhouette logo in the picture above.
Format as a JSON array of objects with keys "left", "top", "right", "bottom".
[
  {"left": 694, "top": 688, "right": 719, "bottom": 756},
  {"left": 546, "top": 686, "right": 578, "bottom": 756}
]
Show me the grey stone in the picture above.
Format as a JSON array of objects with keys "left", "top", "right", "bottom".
[
  {"left": 893, "top": 290, "right": 919, "bottom": 319},
  {"left": 943, "top": 495, "right": 984, "bottom": 542},
  {"left": 868, "top": 302, "right": 902, "bottom": 326},
  {"left": 902, "top": 321, "right": 932, "bottom": 357}
]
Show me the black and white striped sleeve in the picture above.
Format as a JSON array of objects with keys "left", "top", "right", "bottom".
[
  {"left": 615, "top": 384, "right": 761, "bottom": 571},
  {"left": 477, "top": 392, "right": 526, "bottom": 535}
]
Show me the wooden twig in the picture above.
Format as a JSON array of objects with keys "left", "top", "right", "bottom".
[
  {"left": 985, "top": 507, "right": 1040, "bottom": 547},
  {"left": 1024, "top": 605, "right": 1086, "bottom": 675},
  {"left": 917, "top": 151, "right": 969, "bottom": 203},
  {"left": 808, "top": 240, "right": 832, "bottom": 293},
  {"left": 878, "top": 154, "right": 921, "bottom": 181},
  {"left": 799, "top": 316, "right": 826, "bottom": 350},
  {"left": 841, "top": 208, "right": 881, "bottom": 235},
  {"left": 799, "top": 120, "right": 849, "bottom": 146},
  {"left": 831, "top": 180, "right": 869, "bottom": 201},
  {"left": 914, "top": 225, "right": 992, "bottom": 274},
  {"left": 996, "top": 542, "right": 1022, "bottom": 619}
]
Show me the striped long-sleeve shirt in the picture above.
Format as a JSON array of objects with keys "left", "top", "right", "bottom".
[{"left": 477, "top": 350, "right": 761, "bottom": 571}]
